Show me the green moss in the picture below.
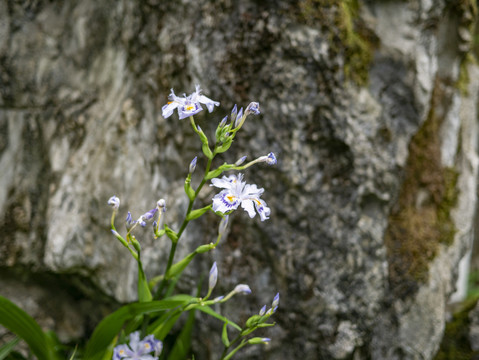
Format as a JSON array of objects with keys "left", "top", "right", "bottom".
[
  {"left": 434, "top": 296, "right": 479, "bottom": 360},
  {"left": 385, "top": 82, "right": 460, "bottom": 296},
  {"left": 297, "top": 0, "right": 376, "bottom": 86}
]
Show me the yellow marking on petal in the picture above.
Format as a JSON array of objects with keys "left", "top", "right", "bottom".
[
  {"left": 119, "top": 350, "right": 125, "bottom": 355},
  {"left": 144, "top": 343, "right": 151, "bottom": 349},
  {"left": 185, "top": 104, "right": 195, "bottom": 111},
  {"left": 226, "top": 195, "right": 235, "bottom": 202}
]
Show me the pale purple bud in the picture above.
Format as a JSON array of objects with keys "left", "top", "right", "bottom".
[
  {"left": 245, "top": 102, "right": 260, "bottom": 116},
  {"left": 108, "top": 196, "right": 120, "bottom": 211},
  {"left": 234, "top": 107, "right": 244, "bottom": 128},
  {"left": 231, "top": 104, "right": 238, "bottom": 120},
  {"left": 272, "top": 292, "right": 280, "bottom": 308},
  {"left": 219, "top": 116, "right": 228, "bottom": 128},
  {"left": 259, "top": 305, "right": 267, "bottom": 316},
  {"left": 233, "top": 284, "right": 251, "bottom": 295},
  {"left": 261, "top": 338, "right": 271, "bottom": 344},
  {"left": 197, "top": 125, "right": 203, "bottom": 133},
  {"left": 189, "top": 156, "right": 198, "bottom": 174},
  {"left": 235, "top": 156, "right": 247, "bottom": 166},
  {"left": 209, "top": 262, "right": 218, "bottom": 291},
  {"left": 213, "top": 296, "right": 224, "bottom": 302}
]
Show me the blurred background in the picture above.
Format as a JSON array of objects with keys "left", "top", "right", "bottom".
[{"left": 1, "top": 0, "right": 479, "bottom": 359}]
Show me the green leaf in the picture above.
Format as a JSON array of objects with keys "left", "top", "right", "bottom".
[
  {"left": 0, "top": 337, "right": 19, "bottom": 360},
  {"left": 205, "top": 168, "right": 224, "bottom": 180},
  {"left": 221, "top": 323, "right": 230, "bottom": 347},
  {"left": 0, "top": 296, "right": 59, "bottom": 360},
  {"left": 137, "top": 260, "right": 153, "bottom": 302},
  {"left": 202, "top": 143, "right": 214, "bottom": 159},
  {"left": 167, "top": 309, "right": 196, "bottom": 360},
  {"left": 164, "top": 225, "right": 178, "bottom": 243},
  {"left": 84, "top": 295, "right": 193, "bottom": 360},
  {"left": 166, "top": 252, "right": 196, "bottom": 280},
  {"left": 186, "top": 205, "right": 212, "bottom": 221},
  {"left": 195, "top": 305, "right": 242, "bottom": 331},
  {"left": 150, "top": 311, "right": 182, "bottom": 340},
  {"left": 215, "top": 137, "right": 233, "bottom": 153}
]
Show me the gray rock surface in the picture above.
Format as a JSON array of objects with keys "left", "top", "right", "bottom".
[{"left": 0, "top": 1, "right": 478, "bottom": 359}]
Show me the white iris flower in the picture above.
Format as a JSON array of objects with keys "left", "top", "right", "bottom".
[
  {"left": 161, "top": 85, "right": 219, "bottom": 120},
  {"left": 210, "top": 173, "right": 271, "bottom": 221}
]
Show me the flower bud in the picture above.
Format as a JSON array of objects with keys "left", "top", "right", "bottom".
[
  {"left": 189, "top": 156, "right": 197, "bottom": 174},
  {"left": 259, "top": 305, "right": 267, "bottom": 316},
  {"left": 247, "top": 337, "right": 271, "bottom": 345},
  {"left": 234, "top": 107, "right": 244, "bottom": 128},
  {"left": 235, "top": 156, "right": 247, "bottom": 166},
  {"left": 231, "top": 104, "right": 238, "bottom": 120},
  {"left": 233, "top": 284, "right": 251, "bottom": 295},
  {"left": 272, "top": 292, "right": 280, "bottom": 308},
  {"left": 219, "top": 116, "right": 228, "bottom": 128},
  {"left": 209, "top": 262, "right": 218, "bottom": 291}
]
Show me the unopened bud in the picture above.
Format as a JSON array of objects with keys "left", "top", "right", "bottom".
[
  {"left": 234, "top": 107, "right": 244, "bottom": 128},
  {"left": 233, "top": 284, "right": 251, "bottom": 295},
  {"left": 209, "top": 262, "right": 218, "bottom": 291},
  {"left": 235, "top": 156, "right": 247, "bottom": 166},
  {"left": 189, "top": 156, "right": 197, "bottom": 173},
  {"left": 219, "top": 116, "right": 228, "bottom": 128}
]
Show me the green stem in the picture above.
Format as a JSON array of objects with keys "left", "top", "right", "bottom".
[
  {"left": 154, "top": 136, "right": 215, "bottom": 299},
  {"left": 220, "top": 339, "right": 247, "bottom": 360}
]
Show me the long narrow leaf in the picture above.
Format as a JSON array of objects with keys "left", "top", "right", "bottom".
[
  {"left": 0, "top": 296, "right": 58, "bottom": 360},
  {"left": 84, "top": 295, "right": 193, "bottom": 360},
  {"left": 0, "top": 337, "right": 19, "bottom": 360},
  {"left": 167, "top": 309, "right": 196, "bottom": 360},
  {"left": 196, "top": 305, "right": 241, "bottom": 331}
]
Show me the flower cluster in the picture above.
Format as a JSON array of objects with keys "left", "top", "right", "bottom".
[
  {"left": 211, "top": 173, "right": 271, "bottom": 221},
  {"left": 113, "top": 331, "right": 162, "bottom": 360}
]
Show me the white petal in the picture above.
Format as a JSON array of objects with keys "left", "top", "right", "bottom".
[
  {"left": 162, "top": 102, "right": 179, "bottom": 118},
  {"left": 198, "top": 94, "right": 220, "bottom": 112},
  {"left": 210, "top": 175, "right": 237, "bottom": 189},
  {"left": 241, "top": 199, "right": 256, "bottom": 218}
]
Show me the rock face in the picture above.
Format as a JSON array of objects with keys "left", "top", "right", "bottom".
[{"left": 0, "top": 0, "right": 478, "bottom": 359}]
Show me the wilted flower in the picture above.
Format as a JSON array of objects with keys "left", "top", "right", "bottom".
[
  {"left": 113, "top": 331, "right": 162, "bottom": 360},
  {"left": 210, "top": 174, "right": 271, "bottom": 221},
  {"left": 245, "top": 102, "right": 260, "bottom": 116},
  {"left": 108, "top": 196, "right": 120, "bottom": 211},
  {"left": 126, "top": 211, "right": 136, "bottom": 230},
  {"left": 138, "top": 208, "right": 158, "bottom": 227},
  {"left": 162, "top": 85, "right": 219, "bottom": 120}
]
